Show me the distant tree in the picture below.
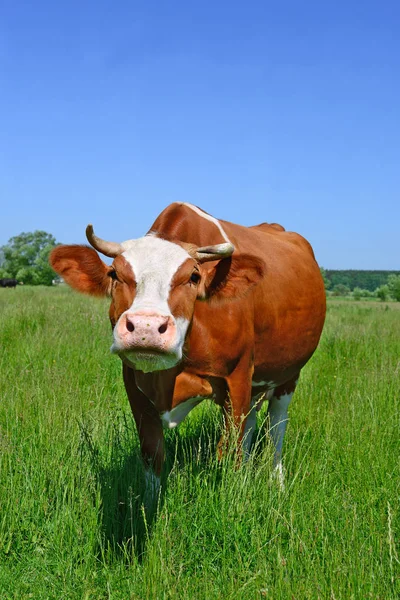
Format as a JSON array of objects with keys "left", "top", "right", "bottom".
[
  {"left": 320, "top": 267, "right": 331, "bottom": 290},
  {"left": 332, "top": 283, "right": 350, "bottom": 296},
  {"left": 387, "top": 274, "right": 400, "bottom": 302},
  {"left": 325, "top": 270, "right": 400, "bottom": 292},
  {"left": 0, "top": 231, "right": 58, "bottom": 286},
  {"left": 353, "top": 287, "right": 362, "bottom": 301},
  {"left": 376, "top": 285, "right": 389, "bottom": 302}
]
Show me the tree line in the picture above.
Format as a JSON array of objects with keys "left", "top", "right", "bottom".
[
  {"left": 321, "top": 268, "right": 400, "bottom": 301},
  {"left": 324, "top": 269, "right": 400, "bottom": 292}
]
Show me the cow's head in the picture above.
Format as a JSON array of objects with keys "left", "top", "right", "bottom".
[{"left": 49, "top": 226, "right": 264, "bottom": 373}]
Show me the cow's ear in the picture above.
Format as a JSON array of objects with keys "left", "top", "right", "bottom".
[
  {"left": 198, "top": 254, "right": 265, "bottom": 300},
  {"left": 49, "top": 245, "right": 111, "bottom": 297}
]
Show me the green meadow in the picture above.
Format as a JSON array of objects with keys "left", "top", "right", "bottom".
[{"left": 0, "top": 287, "right": 399, "bottom": 599}]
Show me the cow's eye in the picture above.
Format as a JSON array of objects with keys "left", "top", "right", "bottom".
[
  {"left": 108, "top": 270, "right": 118, "bottom": 281},
  {"left": 190, "top": 272, "right": 201, "bottom": 284}
]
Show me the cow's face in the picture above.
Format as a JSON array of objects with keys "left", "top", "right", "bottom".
[
  {"left": 108, "top": 237, "right": 200, "bottom": 372},
  {"left": 49, "top": 232, "right": 264, "bottom": 373}
]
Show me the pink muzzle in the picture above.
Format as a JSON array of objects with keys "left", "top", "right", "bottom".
[{"left": 115, "top": 310, "right": 178, "bottom": 353}]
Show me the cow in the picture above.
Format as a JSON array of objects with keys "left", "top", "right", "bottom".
[
  {"left": 49, "top": 202, "right": 326, "bottom": 493},
  {"left": 0, "top": 278, "right": 21, "bottom": 288}
]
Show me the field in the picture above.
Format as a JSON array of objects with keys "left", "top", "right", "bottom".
[{"left": 0, "top": 287, "right": 399, "bottom": 599}]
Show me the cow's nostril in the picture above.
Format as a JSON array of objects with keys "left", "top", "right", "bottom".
[
  {"left": 158, "top": 322, "right": 168, "bottom": 334},
  {"left": 126, "top": 320, "right": 135, "bottom": 333}
]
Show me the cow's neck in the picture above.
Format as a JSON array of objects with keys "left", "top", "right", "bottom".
[{"left": 133, "top": 366, "right": 181, "bottom": 412}]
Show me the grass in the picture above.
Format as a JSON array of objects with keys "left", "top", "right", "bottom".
[{"left": 0, "top": 286, "right": 399, "bottom": 599}]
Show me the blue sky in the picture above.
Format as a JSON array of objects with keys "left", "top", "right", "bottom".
[{"left": 1, "top": 1, "right": 399, "bottom": 269}]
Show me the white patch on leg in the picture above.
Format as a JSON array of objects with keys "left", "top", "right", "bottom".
[
  {"left": 143, "top": 469, "right": 161, "bottom": 508},
  {"left": 161, "top": 396, "right": 203, "bottom": 429},
  {"left": 268, "top": 392, "right": 293, "bottom": 485}
]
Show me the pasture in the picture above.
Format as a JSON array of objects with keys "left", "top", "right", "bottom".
[{"left": 0, "top": 287, "right": 399, "bottom": 599}]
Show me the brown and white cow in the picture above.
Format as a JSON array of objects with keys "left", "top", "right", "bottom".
[{"left": 50, "top": 202, "right": 326, "bottom": 491}]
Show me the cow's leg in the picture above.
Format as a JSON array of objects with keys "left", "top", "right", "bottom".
[
  {"left": 172, "top": 371, "right": 213, "bottom": 406},
  {"left": 242, "top": 388, "right": 274, "bottom": 458},
  {"left": 241, "top": 396, "right": 257, "bottom": 458},
  {"left": 156, "top": 371, "right": 214, "bottom": 429},
  {"left": 123, "top": 365, "right": 164, "bottom": 503},
  {"left": 267, "top": 377, "right": 298, "bottom": 488},
  {"left": 220, "top": 357, "right": 254, "bottom": 459}
]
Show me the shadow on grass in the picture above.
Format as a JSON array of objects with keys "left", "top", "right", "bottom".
[
  {"left": 78, "top": 406, "right": 226, "bottom": 562},
  {"left": 79, "top": 403, "right": 274, "bottom": 563}
]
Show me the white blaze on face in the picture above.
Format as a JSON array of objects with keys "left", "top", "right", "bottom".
[{"left": 121, "top": 235, "right": 191, "bottom": 315}]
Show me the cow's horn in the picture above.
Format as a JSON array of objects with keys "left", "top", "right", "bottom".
[
  {"left": 86, "top": 225, "right": 124, "bottom": 257},
  {"left": 195, "top": 242, "right": 235, "bottom": 263}
]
